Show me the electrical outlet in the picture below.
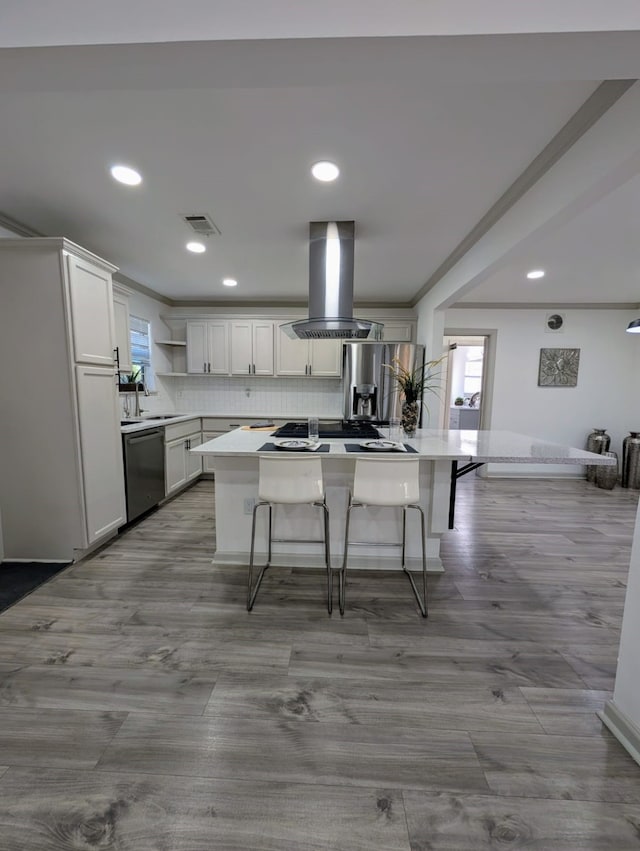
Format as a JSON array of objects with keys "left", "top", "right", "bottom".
[{"left": 243, "top": 497, "right": 256, "bottom": 515}]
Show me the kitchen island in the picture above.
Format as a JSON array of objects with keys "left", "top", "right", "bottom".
[{"left": 194, "top": 428, "right": 614, "bottom": 573}]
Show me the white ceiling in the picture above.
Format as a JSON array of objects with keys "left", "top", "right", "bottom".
[{"left": 1, "top": 9, "right": 639, "bottom": 308}]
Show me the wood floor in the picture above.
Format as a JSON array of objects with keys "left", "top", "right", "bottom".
[{"left": 0, "top": 475, "right": 639, "bottom": 850}]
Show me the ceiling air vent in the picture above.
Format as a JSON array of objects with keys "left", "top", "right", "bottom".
[{"left": 181, "top": 214, "right": 221, "bottom": 236}]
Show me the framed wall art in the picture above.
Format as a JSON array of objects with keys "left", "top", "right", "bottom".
[{"left": 538, "top": 347, "right": 580, "bottom": 387}]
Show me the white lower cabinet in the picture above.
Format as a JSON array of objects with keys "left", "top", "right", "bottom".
[
  {"left": 201, "top": 431, "right": 225, "bottom": 472},
  {"left": 75, "top": 365, "right": 126, "bottom": 543},
  {"left": 165, "top": 422, "right": 202, "bottom": 495}
]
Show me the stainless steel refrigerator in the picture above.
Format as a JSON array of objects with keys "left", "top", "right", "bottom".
[{"left": 343, "top": 342, "right": 425, "bottom": 423}]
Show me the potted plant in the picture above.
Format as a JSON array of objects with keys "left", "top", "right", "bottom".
[
  {"left": 119, "top": 367, "right": 144, "bottom": 392},
  {"left": 454, "top": 396, "right": 464, "bottom": 406},
  {"left": 384, "top": 354, "right": 447, "bottom": 435}
]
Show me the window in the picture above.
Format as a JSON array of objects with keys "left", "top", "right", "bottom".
[
  {"left": 130, "top": 315, "right": 152, "bottom": 387},
  {"left": 462, "top": 346, "right": 483, "bottom": 396}
]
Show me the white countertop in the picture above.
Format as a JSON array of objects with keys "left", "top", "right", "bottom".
[
  {"left": 192, "top": 427, "right": 616, "bottom": 465},
  {"left": 120, "top": 414, "right": 201, "bottom": 434}
]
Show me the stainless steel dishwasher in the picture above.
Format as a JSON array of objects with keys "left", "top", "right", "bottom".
[{"left": 122, "top": 427, "right": 165, "bottom": 523}]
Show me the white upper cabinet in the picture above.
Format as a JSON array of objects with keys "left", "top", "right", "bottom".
[
  {"left": 186, "top": 321, "right": 229, "bottom": 374},
  {"left": 66, "top": 253, "right": 116, "bottom": 366},
  {"left": 230, "top": 320, "right": 274, "bottom": 375},
  {"left": 276, "top": 325, "right": 342, "bottom": 377},
  {"left": 380, "top": 321, "right": 415, "bottom": 342},
  {"left": 112, "top": 284, "right": 132, "bottom": 374},
  {"left": 308, "top": 339, "right": 342, "bottom": 377}
]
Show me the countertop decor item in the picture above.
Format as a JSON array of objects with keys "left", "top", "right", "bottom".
[
  {"left": 454, "top": 397, "right": 464, "bottom": 406},
  {"left": 538, "top": 348, "right": 580, "bottom": 387},
  {"left": 384, "top": 353, "right": 446, "bottom": 435},
  {"left": 622, "top": 431, "right": 640, "bottom": 489},
  {"left": 585, "top": 428, "right": 611, "bottom": 483},
  {"left": 595, "top": 450, "right": 618, "bottom": 490}
]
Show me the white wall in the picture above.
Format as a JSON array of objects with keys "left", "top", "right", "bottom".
[{"left": 445, "top": 306, "right": 638, "bottom": 475}]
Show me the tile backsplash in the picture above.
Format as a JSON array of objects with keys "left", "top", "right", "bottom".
[{"left": 154, "top": 375, "right": 344, "bottom": 417}]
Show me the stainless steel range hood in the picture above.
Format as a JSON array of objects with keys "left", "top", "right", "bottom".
[{"left": 281, "top": 221, "right": 383, "bottom": 340}]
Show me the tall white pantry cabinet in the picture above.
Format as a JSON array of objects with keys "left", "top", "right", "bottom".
[{"left": 0, "top": 238, "right": 126, "bottom": 561}]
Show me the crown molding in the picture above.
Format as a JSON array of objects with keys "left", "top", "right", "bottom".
[{"left": 449, "top": 301, "right": 639, "bottom": 310}]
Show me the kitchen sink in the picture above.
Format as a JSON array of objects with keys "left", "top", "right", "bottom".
[{"left": 121, "top": 415, "right": 184, "bottom": 426}]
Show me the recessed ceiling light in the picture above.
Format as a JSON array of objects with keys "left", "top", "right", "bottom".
[
  {"left": 526, "top": 269, "right": 545, "bottom": 280},
  {"left": 222, "top": 278, "right": 237, "bottom": 287},
  {"left": 311, "top": 161, "right": 340, "bottom": 182},
  {"left": 186, "top": 241, "right": 206, "bottom": 253},
  {"left": 110, "top": 164, "right": 142, "bottom": 186}
]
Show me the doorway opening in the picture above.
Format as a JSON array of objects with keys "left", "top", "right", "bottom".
[{"left": 440, "top": 334, "right": 491, "bottom": 430}]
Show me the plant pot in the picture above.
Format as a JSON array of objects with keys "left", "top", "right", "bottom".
[
  {"left": 119, "top": 382, "right": 144, "bottom": 392},
  {"left": 454, "top": 399, "right": 464, "bottom": 406},
  {"left": 401, "top": 401, "right": 419, "bottom": 436}
]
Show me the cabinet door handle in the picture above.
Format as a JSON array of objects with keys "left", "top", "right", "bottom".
[
  {"left": 186, "top": 439, "right": 190, "bottom": 450},
  {"left": 208, "top": 362, "right": 211, "bottom": 373},
  {"left": 203, "top": 361, "right": 206, "bottom": 373},
  {"left": 308, "top": 364, "right": 312, "bottom": 375},
  {"left": 253, "top": 363, "right": 256, "bottom": 374},
  {"left": 248, "top": 363, "right": 251, "bottom": 374}
]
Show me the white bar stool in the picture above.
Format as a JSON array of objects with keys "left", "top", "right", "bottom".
[
  {"left": 339, "top": 456, "right": 427, "bottom": 618},
  {"left": 248, "top": 454, "right": 332, "bottom": 612}
]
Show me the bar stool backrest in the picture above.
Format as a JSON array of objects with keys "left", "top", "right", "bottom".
[
  {"left": 258, "top": 455, "right": 325, "bottom": 504},
  {"left": 352, "top": 456, "right": 421, "bottom": 506}
]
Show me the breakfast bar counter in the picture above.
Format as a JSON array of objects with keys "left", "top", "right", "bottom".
[{"left": 194, "top": 428, "right": 614, "bottom": 573}]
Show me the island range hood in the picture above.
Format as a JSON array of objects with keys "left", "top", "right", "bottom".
[{"left": 280, "top": 221, "right": 383, "bottom": 340}]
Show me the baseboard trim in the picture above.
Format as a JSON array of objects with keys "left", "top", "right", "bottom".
[
  {"left": 212, "top": 551, "right": 444, "bottom": 573},
  {"left": 598, "top": 700, "right": 640, "bottom": 768},
  {"left": 0, "top": 558, "right": 70, "bottom": 565}
]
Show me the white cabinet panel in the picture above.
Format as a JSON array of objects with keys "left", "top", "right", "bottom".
[
  {"left": 165, "top": 438, "right": 188, "bottom": 494},
  {"left": 202, "top": 431, "right": 225, "bottom": 472},
  {"left": 309, "top": 339, "right": 342, "bottom": 377},
  {"left": 207, "top": 323, "right": 229, "bottom": 374},
  {"left": 187, "top": 321, "right": 229, "bottom": 374},
  {"left": 165, "top": 429, "right": 202, "bottom": 494},
  {"left": 66, "top": 254, "right": 115, "bottom": 366},
  {"left": 230, "top": 321, "right": 274, "bottom": 375},
  {"left": 112, "top": 286, "right": 131, "bottom": 374},
  {"left": 75, "top": 366, "right": 126, "bottom": 544},
  {"left": 381, "top": 322, "right": 415, "bottom": 342},
  {"left": 186, "top": 432, "right": 203, "bottom": 480},
  {"left": 230, "top": 321, "right": 253, "bottom": 375},
  {"left": 252, "top": 321, "right": 275, "bottom": 375},
  {"left": 276, "top": 326, "right": 341, "bottom": 377},
  {"left": 276, "top": 329, "right": 307, "bottom": 376},
  {"left": 186, "top": 321, "right": 208, "bottom": 374}
]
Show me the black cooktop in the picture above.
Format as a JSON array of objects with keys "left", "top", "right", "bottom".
[{"left": 273, "top": 420, "right": 382, "bottom": 439}]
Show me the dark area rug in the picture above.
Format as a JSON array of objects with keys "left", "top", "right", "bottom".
[{"left": 0, "top": 562, "right": 70, "bottom": 613}]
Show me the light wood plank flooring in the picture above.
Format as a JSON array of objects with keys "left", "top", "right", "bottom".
[{"left": 0, "top": 476, "right": 639, "bottom": 850}]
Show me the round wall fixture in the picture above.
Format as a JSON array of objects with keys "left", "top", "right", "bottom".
[{"left": 546, "top": 313, "right": 564, "bottom": 331}]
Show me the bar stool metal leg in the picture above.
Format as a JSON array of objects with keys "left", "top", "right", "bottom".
[
  {"left": 248, "top": 499, "right": 332, "bottom": 614},
  {"left": 401, "top": 504, "right": 428, "bottom": 618},
  {"left": 247, "top": 501, "right": 272, "bottom": 611},
  {"left": 340, "top": 501, "right": 427, "bottom": 618},
  {"left": 339, "top": 495, "right": 355, "bottom": 615},
  {"left": 320, "top": 499, "right": 332, "bottom": 614}
]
